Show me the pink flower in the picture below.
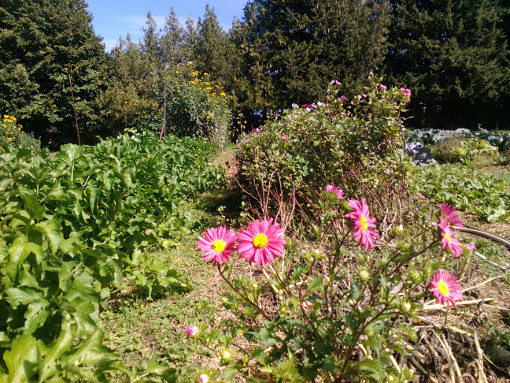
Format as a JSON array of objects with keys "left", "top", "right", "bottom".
[
  {"left": 237, "top": 219, "right": 286, "bottom": 266},
  {"left": 400, "top": 88, "right": 411, "bottom": 97},
  {"left": 245, "top": 139, "right": 251, "bottom": 143},
  {"left": 254, "top": 128, "right": 261, "bottom": 133},
  {"left": 330, "top": 80, "right": 342, "bottom": 86},
  {"left": 197, "top": 226, "right": 237, "bottom": 266},
  {"left": 356, "top": 94, "right": 362, "bottom": 99},
  {"left": 465, "top": 242, "right": 475, "bottom": 252},
  {"left": 199, "top": 374, "right": 209, "bottom": 383},
  {"left": 417, "top": 193, "right": 426, "bottom": 200},
  {"left": 345, "top": 198, "right": 379, "bottom": 250},
  {"left": 379, "top": 84, "right": 387, "bottom": 92},
  {"left": 428, "top": 269, "right": 462, "bottom": 307},
  {"left": 439, "top": 217, "right": 463, "bottom": 258},
  {"left": 324, "top": 184, "right": 344, "bottom": 200},
  {"left": 439, "top": 202, "right": 463, "bottom": 227},
  {"left": 340, "top": 96, "right": 347, "bottom": 101},
  {"left": 281, "top": 136, "right": 288, "bottom": 141},
  {"left": 184, "top": 325, "right": 199, "bottom": 336}
]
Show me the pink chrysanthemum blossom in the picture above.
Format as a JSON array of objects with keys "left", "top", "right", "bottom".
[
  {"left": 438, "top": 217, "right": 463, "bottom": 258},
  {"left": 428, "top": 268, "right": 462, "bottom": 307},
  {"left": 324, "top": 184, "right": 344, "bottom": 200},
  {"left": 417, "top": 193, "right": 426, "bottom": 200},
  {"left": 197, "top": 226, "right": 237, "bottom": 266},
  {"left": 400, "top": 88, "right": 411, "bottom": 97},
  {"left": 439, "top": 202, "right": 464, "bottom": 227},
  {"left": 184, "top": 325, "right": 199, "bottom": 336},
  {"left": 345, "top": 198, "right": 379, "bottom": 250},
  {"left": 237, "top": 219, "right": 286, "bottom": 266},
  {"left": 379, "top": 84, "right": 387, "bottom": 92},
  {"left": 281, "top": 136, "right": 288, "bottom": 141},
  {"left": 330, "top": 79, "right": 342, "bottom": 86},
  {"left": 199, "top": 374, "right": 209, "bottom": 383}
]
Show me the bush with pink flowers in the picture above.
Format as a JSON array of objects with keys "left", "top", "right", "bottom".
[
  {"left": 236, "top": 75, "right": 412, "bottom": 228},
  {"left": 195, "top": 196, "right": 473, "bottom": 382}
]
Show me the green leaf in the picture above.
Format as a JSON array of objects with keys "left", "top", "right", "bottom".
[
  {"left": 38, "top": 327, "right": 74, "bottom": 382},
  {"left": 63, "top": 330, "right": 115, "bottom": 368},
  {"left": 19, "top": 192, "right": 45, "bottom": 220},
  {"left": 34, "top": 220, "right": 61, "bottom": 255},
  {"left": 307, "top": 276, "right": 323, "bottom": 292},
  {"left": 3, "top": 335, "right": 38, "bottom": 383}
]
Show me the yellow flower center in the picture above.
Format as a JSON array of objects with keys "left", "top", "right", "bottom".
[
  {"left": 360, "top": 216, "right": 368, "bottom": 231},
  {"left": 253, "top": 234, "right": 269, "bottom": 248},
  {"left": 437, "top": 280, "right": 450, "bottom": 296},
  {"left": 444, "top": 232, "right": 452, "bottom": 243},
  {"left": 211, "top": 240, "right": 226, "bottom": 253}
]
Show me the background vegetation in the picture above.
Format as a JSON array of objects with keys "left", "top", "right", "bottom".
[{"left": 1, "top": 0, "right": 510, "bottom": 148}]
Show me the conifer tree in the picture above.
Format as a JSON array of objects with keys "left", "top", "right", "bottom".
[
  {"left": 0, "top": 0, "right": 107, "bottom": 146},
  {"left": 385, "top": 0, "right": 510, "bottom": 129},
  {"left": 233, "top": 0, "right": 390, "bottom": 115}
]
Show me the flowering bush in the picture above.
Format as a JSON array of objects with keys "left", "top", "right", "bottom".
[
  {"left": 164, "top": 63, "right": 231, "bottom": 146},
  {"left": 195, "top": 195, "right": 472, "bottom": 382},
  {"left": 0, "top": 114, "right": 40, "bottom": 150},
  {"left": 236, "top": 76, "right": 412, "bottom": 228}
]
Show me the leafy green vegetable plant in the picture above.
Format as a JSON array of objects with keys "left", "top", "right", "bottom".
[{"left": 0, "top": 130, "right": 227, "bottom": 380}]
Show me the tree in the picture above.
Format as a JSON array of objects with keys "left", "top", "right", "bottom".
[
  {"left": 385, "top": 0, "right": 510, "bottom": 129},
  {"left": 195, "top": 5, "right": 232, "bottom": 90},
  {"left": 160, "top": 7, "right": 186, "bottom": 68},
  {"left": 233, "top": 0, "right": 390, "bottom": 114},
  {"left": 0, "top": 0, "right": 108, "bottom": 147}
]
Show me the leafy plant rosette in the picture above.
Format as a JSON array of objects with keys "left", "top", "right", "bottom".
[
  {"left": 192, "top": 191, "right": 474, "bottom": 382},
  {"left": 236, "top": 77, "right": 412, "bottom": 226}
]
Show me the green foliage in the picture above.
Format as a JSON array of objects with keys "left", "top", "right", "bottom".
[
  {"left": 385, "top": 0, "right": 510, "bottom": 129},
  {"left": 431, "top": 136, "right": 500, "bottom": 164},
  {"left": 196, "top": 198, "right": 466, "bottom": 381},
  {"left": 0, "top": 114, "right": 40, "bottom": 150},
  {"left": 411, "top": 163, "right": 510, "bottom": 222},
  {"left": 0, "top": 0, "right": 108, "bottom": 147},
  {"left": 0, "top": 131, "right": 227, "bottom": 380},
  {"left": 164, "top": 65, "right": 231, "bottom": 146},
  {"left": 236, "top": 77, "right": 411, "bottom": 222},
  {"left": 233, "top": 0, "right": 390, "bottom": 112}
]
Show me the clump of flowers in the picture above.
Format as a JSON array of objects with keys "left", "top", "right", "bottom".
[
  {"left": 195, "top": 188, "right": 476, "bottom": 381},
  {"left": 0, "top": 114, "right": 40, "bottom": 150}
]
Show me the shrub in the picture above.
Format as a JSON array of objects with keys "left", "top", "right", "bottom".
[
  {"left": 236, "top": 77, "right": 412, "bottom": 229},
  {"left": 164, "top": 63, "right": 231, "bottom": 147},
  {"left": 431, "top": 136, "right": 499, "bottom": 164},
  {"left": 195, "top": 198, "right": 473, "bottom": 382},
  {"left": 0, "top": 114, "right": 40, "bottom": 150}
]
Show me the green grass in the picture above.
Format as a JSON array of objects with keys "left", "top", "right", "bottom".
[{"left": 100, "top": 236, "right": 224, "bottom": 380}]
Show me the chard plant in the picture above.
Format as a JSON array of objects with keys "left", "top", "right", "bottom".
[{"left": 193, "top": 192, "right": 473, "bottom": 382}]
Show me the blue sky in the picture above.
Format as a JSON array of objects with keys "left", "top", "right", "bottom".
[{"left": 85, "top": 0, "right": 247, "bottom": 51}]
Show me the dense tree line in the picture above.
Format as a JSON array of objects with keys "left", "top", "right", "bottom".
[{"left": 1, "top": 0, "right": 509, "bottom": 147}]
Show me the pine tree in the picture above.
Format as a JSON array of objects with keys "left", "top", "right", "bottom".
[
  {"left": 385, "top": 0, "right": 510, "bottom": 129},
  {"left": 0, "top": 0, "right": 107, "bottom": 146}
]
